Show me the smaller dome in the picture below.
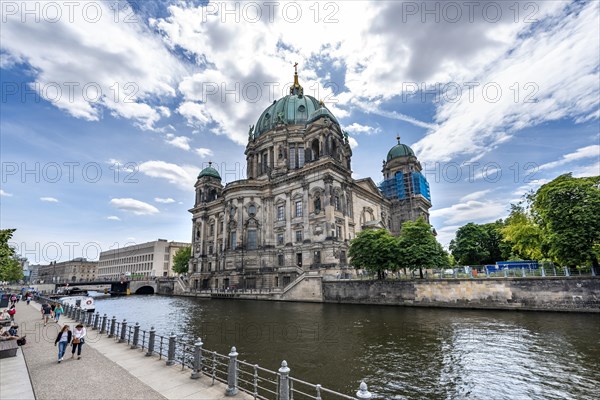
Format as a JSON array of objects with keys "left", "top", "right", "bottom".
[
  {"left": 198, "top": 163, "right": 221, "bottom": 180},
  {"left": 387, "top": 136, "right": 415, "bottom": 161},
  {"left": 307, "top": 106, "right": 338, "bottom": 125}
]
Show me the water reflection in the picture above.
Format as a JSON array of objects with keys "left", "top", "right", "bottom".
[{"left": 93, "top": 296, "right": 600, "bottom": 399}]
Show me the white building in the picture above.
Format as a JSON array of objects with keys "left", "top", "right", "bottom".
[{"left": 97, "top": 239, "right": 190, "bottom": 280}]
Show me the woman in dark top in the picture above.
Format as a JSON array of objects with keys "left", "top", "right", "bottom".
[{"left": 54, "top": 325, "right": 71, "bottom": 363}]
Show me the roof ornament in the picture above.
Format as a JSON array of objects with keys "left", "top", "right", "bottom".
[
  {"left": 208, "top": 161, "right": 213, "bottom": 167},
  {"left": 290, "top": 62, "right": 304, "bottom": 95},
  {"left": 396, "top": 135, "right": 401, "bottom": 144}
]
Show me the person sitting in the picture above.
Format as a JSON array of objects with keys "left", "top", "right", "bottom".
[{"left": 0, "top": 327, "right": 20, "bottom": 341}]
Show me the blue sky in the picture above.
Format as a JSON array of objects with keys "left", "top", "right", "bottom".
[{"left": 1, "top": 0, "right": 598, "bottom": 263}]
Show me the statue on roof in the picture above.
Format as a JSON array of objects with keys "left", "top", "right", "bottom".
[{"left": 248, "top": 124, "right": 254, "bottom": 140}]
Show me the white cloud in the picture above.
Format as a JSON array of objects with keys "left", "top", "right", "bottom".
[
  {"left": 572, "top": 161, "right": 600, "bottom": 178},
  {"left": 165, "top": 134, "right": 191, "bottom": 151},
  {"left": 40, "top": 197, "right": 59, "bottom": 203},
  {"left": 138, "top": 160, "right": 198, "bottom": 191},
  {"left": 344, "top": 123, "right": 381, "bottom": 135},
  {"left": 195, "top": 148, "right": 214, "bottom": 158},
  {"left": 109, "top": 198, "right": 159, "bottom": 215},
  {"left": 155, "top": 197, "right": 175, "bottom": 204},
  {"left": 1, "top": 1, "right": 188, "bottom": 130},
  {"left": 0, "top": 190, "right": 13, "bottom": 197},
  {"left": 459, "top": 189, "right": 493, "bottom": 202},
  {"left": 348, "top": 137, "right": 358, "bottom": 149},
  {"left": 106, "top": 216, "right": 121, "bottom": 221},
  {"left": 413, "top": 2, "right": 600, "bottom": 163},
  {"left": 538, "top": 145, "right": 600, "bottom": 171},
  {"left": 431, "top": 200, "right": 507, "bottom": 225}
]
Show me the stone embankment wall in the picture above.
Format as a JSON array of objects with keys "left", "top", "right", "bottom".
[{"left": 322, "top": 277, "right": 600, "bottom": 312}]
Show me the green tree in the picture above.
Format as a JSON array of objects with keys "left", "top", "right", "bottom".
[
  {"left": 532, "top": 174, "right": 600, "bottom": 269},
  {"left": 0, "top": 229, "right": 23, "bottom": 282},
  {"left": 349, "top": 229, "right": 397, "bottom": 279},
  {"left": 172, "top": 246, "right": 192, "bottom": 274},
  {"left": 449, "top": 223, "right": 489, "bottom": 265},
  {"left": 501, "top": 204, "right": 545, "bottom": 260},
  {"left": 397, "top": 218, "right": 448, "bottom": 278}
]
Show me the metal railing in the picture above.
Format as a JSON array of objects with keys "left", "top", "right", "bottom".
[{"left": 34, "top": 295, "right": 374, "bottom": 399}]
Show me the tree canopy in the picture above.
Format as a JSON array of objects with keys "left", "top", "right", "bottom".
[
  {"left": 398, "top": 217, "right": 449, "bottom": 278},
  {"left": 172, "top": 246, "right": 192, "bottom": 274},
  {"left": 531, "top": 174, "right": 600, "bottom": 268},
  {"left": 0, "top": 229, "right": 24, "bottom": 282},
  {"left": 348, "top": 229, "right": 397, "bottom": 279}
]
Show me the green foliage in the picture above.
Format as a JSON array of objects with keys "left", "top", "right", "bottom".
[
  {"left": 531, "top": 174, "right": 600, "bottom": 268},
  {"left": 450, "top": 221, "right": 511, "bottom": 265},
  {"left": 0, "top": 229, "right": 23, "bottom": 282},
  {"left": 501, "top": 204, "right": 545, "bottom": 260},
  {"left": 349, "top": 229, "right": 397, "bottom": 279},
  {"left": 397, "top": 218, "right": 449, "bottom": 277},
  {"left": 449, "top": 223, "right": 489, "bottom": 265},
  {"left": 172, "top": 246, "right": 192, "bottom": 274}
]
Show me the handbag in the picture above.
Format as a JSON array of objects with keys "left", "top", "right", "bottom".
[{"left": 72, "top": 337, "right": 80, "bottom": 344}]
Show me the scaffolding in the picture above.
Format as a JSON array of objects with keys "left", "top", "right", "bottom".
[{"left": 379, "top": 171, "right": 431, "bottom": 202}]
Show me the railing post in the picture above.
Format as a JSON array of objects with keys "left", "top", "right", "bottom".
[
  {"left": 503, "top": 269, "right": 508, "bottom": 278},
  {"left": 76, "top": 308, "right": 82, "bottom": 322},
  {"left": 108, "top": 316, "right": 116, "bottom": 338},
  {"left": 100, "top": 314, "right": 107, "bottom": 334},
  {"left": 356, "top": 381, "right": 373, "bottom": 399},
  {"left": 191, "top": 337, "right": 203, "bottom": 379},
  {"left": 315, "top": 384, "right": 322, "bottom": 400},
  {"left": 277, "top": 360, "right": 290, "bottom": 400},
  {"left": 93, "top": 312, "right": 100, "bottom": 330},
  {"left": 485, "top": 266, "right": 490, "bottom": 277},
  {"left": 146, "top": 327, "right": 155, "bottom": 356},
  {"left": 86, "top": 311, "right": 93, "bottom": 326},
  {"left": 131, "top": 322, "right": 140, "bottom": 349},
  {"left": 119, "top": 319, "right": 128, "bottom": 343},
  {"left": 166, "top": 332, "right": 176, "bottom": 366},
  {"left": 521, "top": 267, "right": 526, "bottom": 278},
  {"left": 592, "top": 265, "right": 597, "bottom": 277},
  {"left": 225, "top": 346, "right": 239, "bottom": 396},
  {"left": 65, "top": 305, "right": 71, "bottom": 318},
  {"left": 541, "top": 265, "right": 546, "bottom": 277},
  {"left": 565, "top": 266, "right": 570, "bottom": 277}
]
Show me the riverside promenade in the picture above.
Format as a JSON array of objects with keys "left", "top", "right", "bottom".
[{"left": 3, "top": 302, "right": 250, "bottom": 400}]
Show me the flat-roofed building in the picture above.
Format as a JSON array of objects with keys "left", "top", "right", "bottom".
[{"left": 97, "top": 239, "right": 190, "bottom": 280}]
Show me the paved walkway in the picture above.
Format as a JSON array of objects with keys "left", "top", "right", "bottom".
[
  {"left": 11, "top": 302, "right": 251, "bottom": 400},
  {"left": 0, "top": 345, "right": 35, "bottom": 400}
]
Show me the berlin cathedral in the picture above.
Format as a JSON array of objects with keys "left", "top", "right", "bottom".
[{"left": 189, "top": 68, "right": 432, "bottom": 290}]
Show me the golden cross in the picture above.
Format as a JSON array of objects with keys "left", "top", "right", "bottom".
[{"left": 294, "top": 62, "right": 298, "bottom": 73}]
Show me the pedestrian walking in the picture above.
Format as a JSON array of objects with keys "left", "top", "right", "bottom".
[
  {"left": 16, "top": 294, "right": 21, "bottom": 303},
  {"left": 71, "top": 324, "right": 86, "bottom": 359},
  {"left": 54, "top": 304, "right": 64, "bottom": 322},
  {"left": 41, "top": 303, "right": 52, "bottom": 326},
  {"left": 26, "top": 293, "right": 31, "bottom": 306},
  {"left": 50, "top": 303, "right": 56, "bottom": 319},
  {"left": 10, "top": 294, "right": 16, "bottom": 306},
  {"left": 54, "top": 325, "right": 71, "bottom": 363},
  {"left": 7, "top": 305, "right": 16, "bottom": 322}
]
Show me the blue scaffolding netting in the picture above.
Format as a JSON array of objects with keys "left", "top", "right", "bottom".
[{"left": 379, "top": 172, "right": 431, "bottom": 202}]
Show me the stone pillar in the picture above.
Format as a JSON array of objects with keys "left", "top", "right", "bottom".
[
  {"left": 146, "top": 327, "right": 155, "bottom": 356},
  {"left": 166, "top": 333, "right": 176, "bottom": 366},
  {"left": 93, "top": 312, "right": 100, "bottom": 330},
  {"left": 131, "top": 322, "right": 140, "bottom": 349},
  {"left": 225, "top": 346, "right": 238, "bottom": 396},
  {"left": 356, "top": 381, "right": 372, "bottom": 399},
  {"left": 278, "top": 360, "right": 290, "bottom": 400},
  {"left": 100, "top": 314, "right": 107, "bottom": 334},
  {"left": 119, "top": 319, "right": 127, "bottom": 343},
  {"left": 108, "top": 316, "right": 116, "bottom": 338},
  {"left": 191, "top": 338, "right": 203, "bottom": 379}
]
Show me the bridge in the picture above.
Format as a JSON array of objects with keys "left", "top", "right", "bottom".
[{"left": 55, "top": 280, "right": 159, "bottom": 295}]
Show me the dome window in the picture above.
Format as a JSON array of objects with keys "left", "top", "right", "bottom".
[{"left": 298, "top": 105, "right": 306, "bottom": 112}]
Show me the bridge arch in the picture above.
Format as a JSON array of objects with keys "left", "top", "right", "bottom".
[{"left": 135, "top": 285, "right": 155, "bottom": 295}]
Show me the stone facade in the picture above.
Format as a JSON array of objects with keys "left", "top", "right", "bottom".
[
  {"left": 322, "top": 277, "right": 600, "bottom": 312},
  {"left": 189, "top": 71, "right": 431, "bottom": 291},
  {"left": 97, "top": 239, "right": 190, "bottom": 280},
  {"left": 37, "top": 258, "right": 97, "bottom": 283}
]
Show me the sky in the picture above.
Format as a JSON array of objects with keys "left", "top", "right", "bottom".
[{"left": 1, "top": 0, "right": 599, "bottom": 264}]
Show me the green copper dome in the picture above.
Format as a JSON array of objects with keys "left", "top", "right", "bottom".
[
  {"left": 387, "top": 138, "right": 415, "bottom": 161},
  {"left": 198, "top": 164, "right": 221, "bottom": 180},
  {"left": 253, "top": 94, "right": 339, "bottom": 138}
]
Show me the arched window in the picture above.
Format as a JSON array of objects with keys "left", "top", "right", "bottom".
[{"left": 311, "top": 139, "right": 320, "bottom": 161}]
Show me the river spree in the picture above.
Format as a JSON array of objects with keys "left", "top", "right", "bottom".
[{"left": 92, "top": 295, "right": 599, "bottom": 399}]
